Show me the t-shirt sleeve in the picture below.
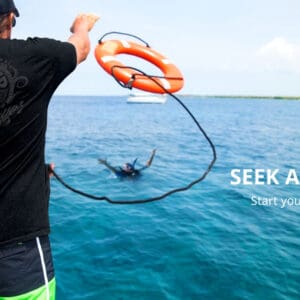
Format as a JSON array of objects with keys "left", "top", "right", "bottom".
[
  {"left": 52, "top": 40, "right": 77, "bottom": 83},
  {"left": 29, "top": 37, "right": 77, "bottom": 85}
]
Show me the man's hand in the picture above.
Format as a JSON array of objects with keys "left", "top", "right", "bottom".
[
  {"left": 48, "top": 163, "right": 55, "bottom": 178},
  {"left": 70, "top": 13, "right": 100, "bottom": 34}
]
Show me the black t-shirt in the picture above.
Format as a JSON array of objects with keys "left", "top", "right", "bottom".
[{"left": 0, "top": 37, "right": 76, "bottom": 245}]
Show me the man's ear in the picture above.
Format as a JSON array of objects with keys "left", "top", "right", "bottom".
[{"left": 9, "top": 13, "right": 16, "bottom": 27}]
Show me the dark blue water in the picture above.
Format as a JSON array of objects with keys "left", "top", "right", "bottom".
[{"left": 47, "top": 96, "right": 300, "bottom": 300}]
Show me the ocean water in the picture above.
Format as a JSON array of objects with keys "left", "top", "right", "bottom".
[{"left": 46, "top": 95, "right": 300, "bottom": 300}]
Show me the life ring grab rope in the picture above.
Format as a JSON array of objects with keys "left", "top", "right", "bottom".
[
  {"left": 95, "top": 32, "right": 184, "bottom": 93},
  {"left": 98, "top": 31, "right": 150, "bottom": 48}
]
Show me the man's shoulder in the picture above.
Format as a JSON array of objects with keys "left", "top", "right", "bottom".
[
  {"left": 9, "top": 37, "right": 76, "bottom": 62},
  {"left": 10, "top": 37, "right": 73, "bottom": 51},
  {"left": 9, "top": 37, "right": 55, "bottom": 44}
]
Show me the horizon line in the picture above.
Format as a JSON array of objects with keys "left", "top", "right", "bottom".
[{"left": 53, "top": 94, "right": 300, "bottom": 99}]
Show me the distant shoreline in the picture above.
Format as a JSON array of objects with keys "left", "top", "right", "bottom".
[{"left": 54, "top": 94, "right": 300, "bottom": 100}]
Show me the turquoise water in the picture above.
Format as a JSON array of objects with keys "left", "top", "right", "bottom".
[{"left": 47, "top": 96, "right": 300, "bottom": 300}]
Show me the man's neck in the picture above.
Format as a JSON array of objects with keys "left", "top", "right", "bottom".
[{"left": 0, "top": 30, "right": 11, "bottom": 39}]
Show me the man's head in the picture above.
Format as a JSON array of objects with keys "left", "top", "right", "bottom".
[{"left": 0, "top": 0, "right": 19, "bottom": 38}]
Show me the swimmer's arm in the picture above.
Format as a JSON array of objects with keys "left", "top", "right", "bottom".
[
  {"left": 137, "top": 149, "right": 156, "bottom": 171},
  {"left": 146, "top": 149, "right": 156, "bottom": 167},
  {"left": 98, "top": 159, "right": 119, "bottom": 174}
]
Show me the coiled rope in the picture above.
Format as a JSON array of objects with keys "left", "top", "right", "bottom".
[{"left": 50, "top": 32, "right": 217, "bottom": 204}]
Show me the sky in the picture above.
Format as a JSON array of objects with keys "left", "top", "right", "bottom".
[{"left": 14, "top": 0, "right": 300, "bottom": 96}]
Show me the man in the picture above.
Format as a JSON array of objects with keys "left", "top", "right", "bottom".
[
  {"left": 0, "top": 1, "right": 99, "bottom": 299},
  {"left": 98, "top": 149, "right": 156, "bottom": 177}
]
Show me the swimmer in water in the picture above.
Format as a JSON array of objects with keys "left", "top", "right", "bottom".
[{"left": 98, "top": 149, "right": 156, "bottom": 177}]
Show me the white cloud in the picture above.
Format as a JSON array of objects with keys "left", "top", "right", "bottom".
[{"left": 256, "top": 37, "right": 300, "bottom": 72}]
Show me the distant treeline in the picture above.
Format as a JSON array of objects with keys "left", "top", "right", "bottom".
[{"left": 180, "top": 95, "right": 300, "bottom": 100}]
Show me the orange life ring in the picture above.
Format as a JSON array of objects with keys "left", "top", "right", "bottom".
[{"left": 95, "top": 40, "right": 184, "bottom": 94}]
